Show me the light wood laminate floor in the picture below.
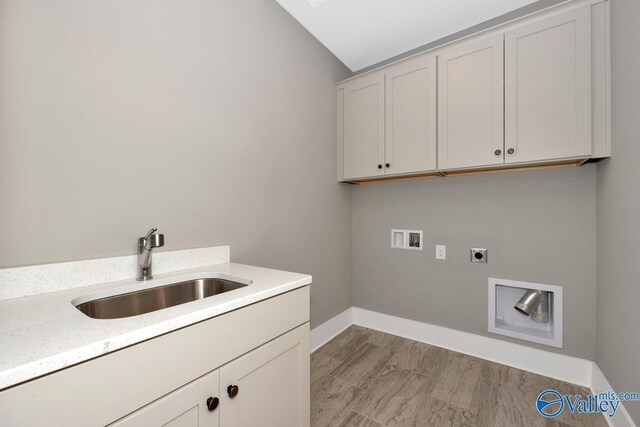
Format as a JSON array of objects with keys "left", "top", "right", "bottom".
[{"left": 311, "top": 325, "right": 607, "bottom": 427}]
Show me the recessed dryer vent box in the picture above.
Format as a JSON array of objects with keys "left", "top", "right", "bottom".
[
  {"left": 488, "top": 278, "right": 563, "bottom": 348},
  {"left": 391, "top": 230, "right": 422, "bottom": 250}
]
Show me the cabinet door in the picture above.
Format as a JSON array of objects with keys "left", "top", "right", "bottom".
[
  {"left": 505, "top": 6, "right": 592, "bottom": 163},
  {"left": 110, "top": 370, "right": 220, "bottom": 427},
  {"left": 438, "top": 35, "right": 504, "bottom": 170},
  {"left": 220, "top": 324, "right": 310, "bottom": 427},
  {"left": 385, "top": 55, "right": 437, "bottom": 175},
  {"left": 343, "top": 73, "right": 385, "bottom": 180}
]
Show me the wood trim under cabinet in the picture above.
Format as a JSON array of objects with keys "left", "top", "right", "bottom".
[{"left": 345, "top": 159, "right": 587, "bottom": 184}]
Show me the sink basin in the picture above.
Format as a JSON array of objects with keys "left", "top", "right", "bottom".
[{"left": 75, "top": 278, "right": 248, "bottom": 319}]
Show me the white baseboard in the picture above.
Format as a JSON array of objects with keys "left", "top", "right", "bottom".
[
  {"left": 310, "top": 307, "right": 636, "bottom": 426},
  {"left": 591, "top": 364, "right": 637, "bottom": 427},
  {"left": 310, "top": 308, "right": 353, "bottom": 352}
]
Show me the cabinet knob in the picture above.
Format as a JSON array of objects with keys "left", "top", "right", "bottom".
[
  {"left": 385, "top": 163, "right": 390, "bottom": 168},
  {"left": 507, "top": 148, "right": 515, "bottom": 155},
  {"left": 378, "top": 164, "right": 382, "bottom": 169},
  {"left": 227, "top": 385, "right": 239, "bottom": 398},
  {"left": 494, "top": 149, "right": 502, "bottom": 156},
  {"left": 206, "top": 396, "right": 219, "bottom": 412}
]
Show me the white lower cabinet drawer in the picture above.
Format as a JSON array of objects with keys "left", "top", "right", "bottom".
[
  {"left": 111, "top": 324, "right": 310, "bottom": 427},
  {"left": 111, "top": 370, "right": 221, "bottom": 427}
]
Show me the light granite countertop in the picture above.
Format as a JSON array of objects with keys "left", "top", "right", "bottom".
[{"left": 0, "top": 262, "right": 311, "bottom": 391}]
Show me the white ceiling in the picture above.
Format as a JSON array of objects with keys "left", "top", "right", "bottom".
[{"left": 274, "top": 0, "right": 540, "bottom": 71}]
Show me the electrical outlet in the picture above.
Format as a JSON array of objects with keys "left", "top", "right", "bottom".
[
  {"left": 470, "top": 248, "right": 488, "bottom": 263},
  {"left": 436, "top": 245, "right": 446, "bottom": 260}
]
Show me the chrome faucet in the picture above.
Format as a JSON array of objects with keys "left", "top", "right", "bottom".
[{"left": 137, "top": 228, "right": 165, "bottom": 281}]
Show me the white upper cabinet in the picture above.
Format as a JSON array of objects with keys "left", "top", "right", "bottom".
[
  {"left": 339, "top": 55, "right": 437, "bottom": 180},
  {"left": 342, "top": 73, "right": 385, "bottom": 180},
  {"left": 504, "top": 5, "right": 592, "bottom": 163},
  {"left": 437, "top": 35, "right": 504, "bottom": 171},
  {"left": 384, "top": 55, "right": 437, "bottom": 175},
  {"left": 336, "top": 1, "right": 610, "bottom": 182}
]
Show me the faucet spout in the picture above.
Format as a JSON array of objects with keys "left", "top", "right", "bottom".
[{"left": 137, "top": 228, "right": 165, "bottom": 281}]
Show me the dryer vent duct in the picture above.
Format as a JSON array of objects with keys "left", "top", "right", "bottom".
[{"left": 514, "top": 290, "right": 550, "bottom": 323}]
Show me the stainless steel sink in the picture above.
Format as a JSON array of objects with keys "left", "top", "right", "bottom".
[{"left": 75, "top": 278, "right": 248, "bottom": 319}]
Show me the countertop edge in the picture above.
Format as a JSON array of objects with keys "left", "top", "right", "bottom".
[{"left": 0, "top": 269, "right": 311, "bottom": 391}]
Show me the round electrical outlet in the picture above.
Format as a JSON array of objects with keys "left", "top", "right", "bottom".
[{"left": 470, "top": 248, "right": 488, "bottom": 263}]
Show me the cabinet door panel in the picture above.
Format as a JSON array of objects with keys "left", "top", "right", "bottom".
[
  {"left": 110, "top": 370, "right": 220, "bottom": 427},
  {"left": 505, "top": 6, "right": 592, "bottom": 163},
  {"left": 385, "top": 55, "right": 437, "bottom": 175},
  {"left": 343, "top": 73, "right": 385, "bottom": 180},
  {"left": 438, "top": 35, "right": 504, "bottom": 170},
  {"left": 220, "top": 325, "right": 310, "bottom": 427}
]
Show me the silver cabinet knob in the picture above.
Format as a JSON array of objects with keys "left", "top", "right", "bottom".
[
  {"left": 507, "top": 148, "right": 515, "bottom": 155},
  {"left": 494, "top": 149, "right": 502, "bottom": 156}
]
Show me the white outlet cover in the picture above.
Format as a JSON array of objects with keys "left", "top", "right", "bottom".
[{"left": 436, "top": 245, "right": 446, "bottom": 260}]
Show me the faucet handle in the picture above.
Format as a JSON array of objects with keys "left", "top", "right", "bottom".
[
  {"left": 139, "top": 228, "right": 164, "bottom": 250},
  {"left": 143, "top": 227, "right": 158, "bottom": 240}
]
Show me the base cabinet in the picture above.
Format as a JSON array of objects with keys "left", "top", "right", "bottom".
[
  {"left": 0, "top": 287, "right": 310, "bottom": 427},
  {"left": 220, "top": 325, "right": 309, "bottom": 427},
  {"left": 111, "top": 325, "right": 309, "bottom": 427},
  {"left": 111, "top": 370, "right": 221, "bottom": 427}
]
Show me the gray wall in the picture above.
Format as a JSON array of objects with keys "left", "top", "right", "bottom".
[
  {"left": 596, "top": 0, "right": 640, "bottom": 422},
  {"left": 0, "top": 0, "right": 353, "bottom": 328},
  {"left": 352, "top": 166, "right": 597, "bottom": 359}
]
